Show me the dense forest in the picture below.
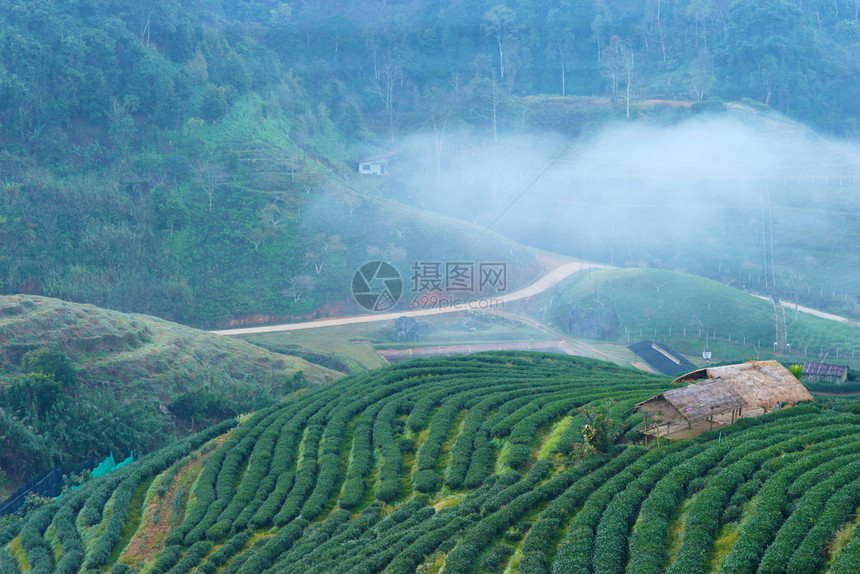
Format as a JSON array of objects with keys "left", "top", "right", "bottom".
[{"left": 2, "top": 0, "right": 860, "bottom": 325}]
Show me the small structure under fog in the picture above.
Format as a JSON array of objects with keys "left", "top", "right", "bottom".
[
  {"left": 635, "top": 361, "right": 813, "bottom": 439},
  {"left": 357, "top": 152, "right": 397, "bottom": 175}
]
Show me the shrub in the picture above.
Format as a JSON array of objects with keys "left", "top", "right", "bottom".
[
  {"left": 507, "top": 444, "right": 531, "bottom": 469},
  {"left": 21, "top": 348, "right": 77, "bottom": 387}
]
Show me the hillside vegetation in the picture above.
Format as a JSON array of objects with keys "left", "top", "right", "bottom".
[
  {"left": 3, "top": 0, "right": 860, "bottom": 325},
  {"left": 530, "top": 267, "right": 860, "bottom": 368},
  {"left": 5, "top": 353, "right": 860, "bottom": 573},
  {"left": 0, "top": 295, "right": 339, "bottom": 481}
]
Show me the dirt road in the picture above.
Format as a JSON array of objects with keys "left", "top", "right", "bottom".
[
  {"left": 211, "top": 263, "right": 856, "bottom": 338},
  {"left": 752, "top": 294, "right": 858, "bottom": 326},
  {"left": 211, "top": 261, "right": 605, "bottom": 336}
]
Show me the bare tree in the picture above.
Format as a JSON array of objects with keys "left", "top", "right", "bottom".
[
  {"left": 751, "top": 55, "right": 779, "bottom": 106},
  {"left": 601, "top": 36, "right": 634, "bottom": 117},
  {"left": 372, "top": 63, "right": 403, "bottom": 143},
  {"left": 591, "top": 0, "right": 613, "bottom": 62},
  {"left": 422, "top": 86, "right": 463, "bottom": 186},
  {"left": 192, "top": 160, "right": 229, "bottom": 211},
  {"left": 689, "top": 47, "right": 715, "bottom": 100},
  {"left": 624, "top": 46, "right": 635, "bottom": 119},
  {"left": 305, "top": 250, "right": 326, "bottom": 274},
  {"left": 482, "top": 5, "right": 517, "bottom": 80},
  {"left": 339, "top": 192, "right": 363, "bottom": 217},
  {"left": 468, "top": 74, "right": 506, "bottom": 143},
  {"left": 244, "top": 230, "right": 271, "bottom": 250},
  {"left": 139, "top": 0, "right": 161, "bottom": 46},
  {"left": 655, "top": 0, "right": 667, "bottom": 63},
  {"left": 285, "top": 275, "right": 314, "bottom": 303},
  {"left": 556, "top": 40, "right": 569, "bottom": 96},
  {"left": 259, "top": 201, "right": 288, "bottom": 229},
  {"left": 601, "top": 37, "right": 623, "bottom": 102}
]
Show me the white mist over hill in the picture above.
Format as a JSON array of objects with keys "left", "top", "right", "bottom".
[{"left": 389, "top": 110, "right": 860, "bottom": 304}]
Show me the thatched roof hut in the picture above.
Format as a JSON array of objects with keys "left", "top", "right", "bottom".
[
  {"left": 636, "top": 378, "right": 747, "bottom": 425},
  {"left": 671, "top": 361, "right": 813, "bottom": 411},
  {"left": 636, "top": 361, "right": 813, "bottom": 437}
]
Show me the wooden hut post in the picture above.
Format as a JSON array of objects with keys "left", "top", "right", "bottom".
[{"left": 643, "top": 414, "right": 648, "bottom": 445}]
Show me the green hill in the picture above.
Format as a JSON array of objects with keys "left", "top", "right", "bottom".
[
  {"left": 3, "top": 0, "right": 860, "bottom": 327},
  {"left": 5, "top": 353, "right": 860, "bottom": 573},
  {"left": 0, "top": 295, "right": 340, "bottom": 482},
  {"left": 518, "top": 267, "right": 860, "bottom": 368}
]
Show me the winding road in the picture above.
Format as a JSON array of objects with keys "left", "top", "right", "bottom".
[
  {"left": 211, "top": 260, "right": 856, "bottom": 337},
  {"left": 211, "top": 261, "right": 604, "bottom": 336}
]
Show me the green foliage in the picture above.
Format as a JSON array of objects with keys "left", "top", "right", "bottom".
[
  {"left": 20, "top": 348, "right": 77, "bottom": 387},
  {"left": 0, "top": 296, "right": 325, "bottom": 481},
  {"left": 506, "top": 444, "right": 532, "bottom": 469},
  {"left": 8, "top": 353, "right": 860, "bottom": 573},
  {"left": 805, "top": 381, "right": 860, "bottom": 394},
  {"left": 17, "top": 493, "right": 54, "bottom": 519},
  {"left": 480, "top": 543, "right": 514, "bottom": 570},
  {"left": 2, "top": 373, "right": 61, "bottom": 416},
  {"left": 579, "top": 402, "right": 621, "bottom": 454},
  {"left": 168, "top": 387, "right": 237, "bottom": 427},
  {"left": 2, "top": 0, "right": 858, "bottom": 339}
]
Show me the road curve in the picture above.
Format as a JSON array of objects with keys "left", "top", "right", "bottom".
[
  {"left": 211, "top": 261, "right": 605, "bottom": 336},
  {"left": 751, "top": 294, "right": 858, "bottom": 326}
]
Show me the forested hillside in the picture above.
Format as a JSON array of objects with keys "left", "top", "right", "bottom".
[
  {"left": 2, "top": 0, "right": 860, "bottom": 325},
  {"left": 0, "top": 295, "right": 339, "bottom": 482}
]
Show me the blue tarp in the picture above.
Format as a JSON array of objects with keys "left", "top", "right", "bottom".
[
  {"left": 91, "top": 452, "right": 117, "bottom": 478},
  {"left": 0, "top": 451, "right": 135, "bottom": 510}
]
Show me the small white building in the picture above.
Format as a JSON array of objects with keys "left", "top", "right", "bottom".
[{"left": 358, "top": 152, "right": 397, "bottom": 175}]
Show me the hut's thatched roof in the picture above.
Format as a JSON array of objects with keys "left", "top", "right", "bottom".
[
  {"left": 670, "top": 360, "right": 813, "bottom": 411},
  {"left": 636, "top": 378, "right": 747, "bottom": 423}
]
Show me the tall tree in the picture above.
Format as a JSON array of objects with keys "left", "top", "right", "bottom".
[
  {"left": 600, "top": 36, "right": 635, "bottom": 117},
  {"left": 689, "top": 46, "right": 715, "bottom": 99},
  {"left": 372, "top": 62, "right": 404, "bottom": 142},
  {"left": 482, "top": 4, "right": 517, "bottom": 80},
  {"left": 422, "top": 85, "right": 464, "bottom": 187},
  {"left": 192, "top": 160, "right": 229, "bottom": 212},
  {"left": 591, "top": 0, "right": 614, "bottom": 62},
  {"left": 546, "top": 3, "right": 578, "bottom": 96},
  {"left": 722, "top": 0, "right": 813, "bottom": 111},
  {"left": 468, "top": 74, "right": 507, "bottom": 142}
]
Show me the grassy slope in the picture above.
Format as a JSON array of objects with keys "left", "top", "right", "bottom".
[
  {"left": 514, "top": 267, "right": 860, "bottom": 369},
  {"left": 0, "top": 295, "right": 340, "bottom": 398},
  {"left": 0, "top": 294, "right": 341, "bottom": 493}
]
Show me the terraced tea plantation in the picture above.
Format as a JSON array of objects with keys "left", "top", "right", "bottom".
[{"left": 4, "top": 352, "right": 860, "bottom": 573}]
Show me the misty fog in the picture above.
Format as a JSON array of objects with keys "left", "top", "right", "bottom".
[{"left": 388, "top": 110, "right": 860, "bottom": 304}]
